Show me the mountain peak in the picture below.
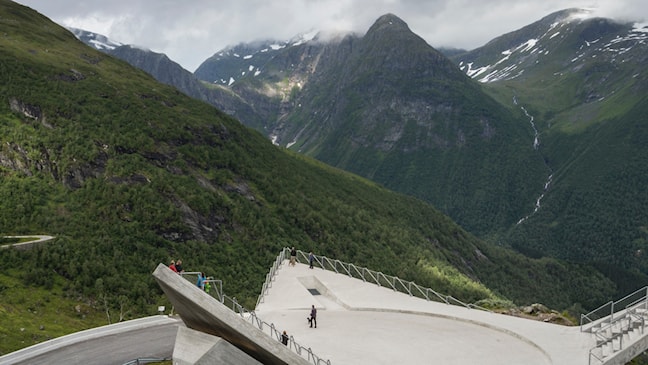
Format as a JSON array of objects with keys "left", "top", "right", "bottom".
[
  {"left": 362, "top": 13, "right": 427, "bottom": 49},
  {"left": 367, "top": 13, "right": 411, "bottom": 34}
]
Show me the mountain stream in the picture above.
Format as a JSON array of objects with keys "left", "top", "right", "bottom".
[{"left": 513, "top": 96, "right": 553, "bottom": 225}]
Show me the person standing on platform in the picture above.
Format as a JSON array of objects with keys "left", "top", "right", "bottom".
[
  {"left": 290, "top": 247, "right": 297, "bottom": 266},
  {"left": 196, "top": 272, "right": 205, "bottom": 290},
  {"left": 308, "top": 251, "right": 315, "bottom": 269},
  {"left": 175, "top": 259, "right": 184, "bottom": 273},
  {"left": 281, "top": 330, "right": 289, "bottom": 346},
  {"left": 309, "top": 305, "right": 317, "bottom": 328}
]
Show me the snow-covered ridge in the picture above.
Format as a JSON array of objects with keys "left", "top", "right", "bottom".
[
  {"left": 68, "top": 27, "right": 122, "bottom": 51},
  {"left": 215, "top": 29, "right": 319, "bottom": 60},
  {"left": 632, "top": 22, "right": 648, "bottom": 33},
  {"left": 458, "top": 10, "right": 648, "bottom": 84},
  {"left": 208, "top": 29, "right": 319, "bottom": 85}
]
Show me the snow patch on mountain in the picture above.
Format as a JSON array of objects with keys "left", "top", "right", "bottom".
[
  {"left": 204, "top": 29, "right": 320, "bottom": 85},
  {"left": 68, "top": 27, "right": 122, "bottom": 51},
  {"left": 459, "top": 34, "right": 546, "bottom": 82},
  {"left": 634, "top": 22, "right": 648, "bottom": 33},
  {"left": 459, "top": 11, "right": 648, "bottom": 84}
]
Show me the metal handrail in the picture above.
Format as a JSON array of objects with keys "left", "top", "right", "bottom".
[
  {"left": 258, "top": 247, "right": 491, "bottom": 312},
  {"left": 588, "top": 318, "right": 628, "bottom": 365},
  {"left": 589, "top": 349, "right": 604, "bottom": 365},
  {"left": 179, "top": 269, "right": 331, "bottom": 365},
  {"left": 121, "top": 357, "right": 171, "bottom": 365},
  {"left": 219, "top": 291, "right": 331, "bottom": 365},
  {"left": 581, "top": 286, "right": 648, "bottom": 332},
  {"left": 255, "top": 249, "right": 288, "bottom": 308},
  {"left": 586, "top": 298, "right": 648, "bottom": 364}
]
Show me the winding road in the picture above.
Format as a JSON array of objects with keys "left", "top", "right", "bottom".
[
  {"left": 0, "top": 235, "right": 55, "bottom": 249},
  {"left": 0, "top": 315, "right": 182, "bottom": 365}
]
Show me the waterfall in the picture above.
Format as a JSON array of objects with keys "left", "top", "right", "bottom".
[{"left": 514, "top": 96, "right": 553, "bottom": 225}]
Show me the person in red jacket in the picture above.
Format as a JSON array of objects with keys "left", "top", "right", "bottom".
[
  {"left": 169, "top": 260, "right": 178, "bottom": 273},
  {"left": 175, "top": 259, "right": 184, "bottom": 273}
]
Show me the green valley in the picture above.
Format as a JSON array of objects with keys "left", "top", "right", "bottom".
[{"left": 0, "top": 1, "right": 623, "bottom": 355}]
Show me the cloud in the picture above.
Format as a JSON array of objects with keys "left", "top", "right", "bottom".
[{"left": 12, "top": 0, "right": 648, "bottom": 72}]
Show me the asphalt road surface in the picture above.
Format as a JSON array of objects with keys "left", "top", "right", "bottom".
[
  {"left": 0, "top": 235, "right": 55, "bottom": 249},
  {"left": 0, "top": 316, "right": 182, "bottom": 365}
]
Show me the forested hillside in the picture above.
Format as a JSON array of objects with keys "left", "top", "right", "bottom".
[
  {"left": 453, "top": 9, "right": 648, "bottom": 294},
  {"left": 0, "top": 1, "right": 617, "bottom": 354},
  {"left": 73, "top": 9, "right": 648, "bottom": 300}
]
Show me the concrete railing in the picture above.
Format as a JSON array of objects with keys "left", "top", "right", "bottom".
[{"left": 255, "top": 247, "right": 491, "bottom": 312}]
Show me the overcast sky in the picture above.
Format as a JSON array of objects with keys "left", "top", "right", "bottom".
[{"left": 13, "top": 0, "right": 647, "bottom": 72}]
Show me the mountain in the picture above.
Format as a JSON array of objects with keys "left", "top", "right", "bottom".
[
  {"left": 451, "top": 8, "right": 648, "bottom": 291},
  {"left": 194, "top": 30, "right": 319, "bottom": 85},
  {"left": 69, "top": 28, "right": 266, "bottom": 130},
  {"left": 454, "top": 8, "right": 647, "bottom": 88},
  {"left": 196, "top": 14, "right": 549, "bottom": 239},
  {"left": 0, "top": 0, "right": 616, "bottom": 354},
  {"left": 72, "top": 9, "right": 648, "bottom": 296},
  {"left": 197, "top": 10, "right": 648, "bottom": 292}
]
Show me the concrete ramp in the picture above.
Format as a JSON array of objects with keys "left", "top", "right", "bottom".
[
  {"left": 173, "top": 327, "right": 261, "bottom": 365},
  {"left": 152, "top": 264, "right": 310, "bottom": 365}
]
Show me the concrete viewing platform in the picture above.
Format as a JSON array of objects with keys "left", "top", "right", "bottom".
[
  {"left": 253, "top": 260, "right": 595, "bottom": 365},
  {"left": 4, "top": 254, "right": 648, "bottom": 364}
]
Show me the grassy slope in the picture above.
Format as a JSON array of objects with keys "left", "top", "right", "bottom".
[{"left": 0, "top": 269, "right": 106, "bottom": 354}]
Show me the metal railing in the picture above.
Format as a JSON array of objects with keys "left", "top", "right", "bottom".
[
  {"left": 252, "top": 249, "right": 648, "bottom": 365},
  {"left": 583, "top": 286, "right": 648, "bottom": 365},
  {"left": 255, "top": 250, "right": 289, "bottom": 308},
  {"left": 121, "top": 357, "right": 171, "bottom": 365},
  {"left": 221, "top": 294, "right": 330, "bottom": 365},
  {"left": 588, "top": 311, "right": 646, "bottom": 365},
  {"left": 255, "top": 247, "right": 491, "bottom": 312},
  {"left": 581, "top": 286, "right": 648, "bottom": 332},
  {"left": 180, "top": 269, "right": 330, "bottom": 365}
]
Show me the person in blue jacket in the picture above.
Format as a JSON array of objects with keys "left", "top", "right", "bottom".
[{"left": 196, "top": 272, "right": 205, "bottom": 290}]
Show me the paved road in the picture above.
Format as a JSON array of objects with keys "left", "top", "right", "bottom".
[
  {"left": 0, "top": 235, "right": 55, "bottom": 249},
  {"left": 0, "top": 316, "right": 182, "bottom": 365}
]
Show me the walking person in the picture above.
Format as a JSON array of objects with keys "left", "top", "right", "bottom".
[
  {"left": 309, "top": 305, "right": 317, "bottom": 328},
  {"left": 281, "top": 330, "right": 289, "bottom": 346},
  {"left": 308, "top": 251, "right": 314, "bottom": 269},
  {"left": 290, "top": 247, "right": 297, "bottom": 266}
]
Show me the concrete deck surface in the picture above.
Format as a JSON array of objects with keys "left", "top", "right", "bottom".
[{"left": 254, "top": 260, "right": 596, "bottom": 365}]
